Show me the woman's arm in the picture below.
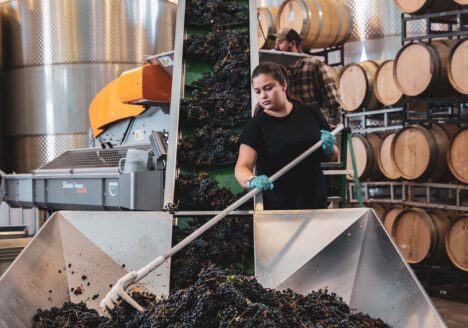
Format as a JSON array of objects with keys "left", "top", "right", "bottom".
[
  {"left": 235, "top": 144, "right": 258, "bottom": 188},
  {"left": 326, "top": 145, "right": 339, "bottom": 162}
]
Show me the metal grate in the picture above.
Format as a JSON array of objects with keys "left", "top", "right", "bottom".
[{"left": 39, "top": 144, "right": 151, "bottom": 170}]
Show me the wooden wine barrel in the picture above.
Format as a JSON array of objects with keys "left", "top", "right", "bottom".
[
  {"left": 383, "top": 207, "right": 404, "bottom": 234},
  {"left": 445, "top": 215, "right": 468, "bottom": 272},
  {"left": 258, "top": 7, "right": 279, "bottom": 49},
  {"left": 392, "top": 208, "right": 450, "bottom": 264},
  {"left": 448, "top": 38, "right": 468, "bottom": 95},
  {"left": 391, "top": 124, "right": 456, "bottom": 181},
  {"left": 378, "top": 132, "right": 401, "bottom": 180},
  {"left": 374, "top": 60, "right": 403, "bottom": 106},
  {"left": 338, "top": 61, "right": 382, "bottom": 112},
  {"left": 277, "top": 0, "right": 352, "bottom": 49},
  {"left": 394, "top": 40, "right": 456, "bottom": 97},
  {"left": 346, "top": 133, "right": 382, "bottom": 181},
  {"left": 447, "top": 127, "right": 468, "bottom": 184},
  {"left": 393, "top": 0, "right": 457, "bottom": 14},
  {"left": 370, "top": 203, "right": 388, "bottom": 222}
]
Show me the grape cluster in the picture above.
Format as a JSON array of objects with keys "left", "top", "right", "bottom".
[
  {"left": 174, "top": 172, "right": 241, "bottom": 210},
  {"left": 186, "top": 0, "right": 249, "bottom": 27},
  {"left": 178, "top": 126, "right": 240, "bottom": 166},
  {"left": 32, "top": 302, "right": 107, "bottom": 328},
  {"left": 184, "top": 28, "right": 250, "bottom": 67},
  {"left": 107, "top": 291, "right": 157, "bottom": 325},
  {"left": 180, "top": 86, "right": 251, "bottom": 126},
  {"left": 180, "top": 28, "right": 251, "bottom": 126},
  {"left": 170, "top": 216, "right": 253, "bottom": 290}
]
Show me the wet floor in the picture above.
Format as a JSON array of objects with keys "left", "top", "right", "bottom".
[{"left": 432, "top": 298, "right": 468, "bottom": 328}]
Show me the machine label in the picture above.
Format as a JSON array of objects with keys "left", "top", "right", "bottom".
[
  {"left": 134, "top": 130, "right": 144, "bottom": 141},
  {"left": 159, "top": 55, "right": 173, "bottom": 67},
  {"left": 108, "top": 182, "right": 118, "bottom": 197},
  {"left": 62, "top": 181, "right": 87, "bottom": 193}
]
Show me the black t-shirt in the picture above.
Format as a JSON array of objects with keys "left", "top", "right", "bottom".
[{"left": 239, "top": 102, "right": 330, "bottom": 210}]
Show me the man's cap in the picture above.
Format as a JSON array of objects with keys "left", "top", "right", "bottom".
[{"left": 268, "top": 28, "right": 301, "bottom": 42}]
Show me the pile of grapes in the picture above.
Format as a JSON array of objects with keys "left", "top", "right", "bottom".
[
  {"left": 186, "top": 0, "right": 249, "bottom": 27},
  {"left": 184, "top": 28, "right": 250, "bottom": 68},
  {"left": 170, "top": 216, "right": 253, "bottom": 290},
  {"left": 33, "top": 266, "right": 390, "bottom": 328},
  {"left": 180, "top": 28, "right": 251, "bottom": 126},
  {"left": 178, "top": 127, "right": 240, "bottom": 166},
  {"left": 174, "top": 172, "right": 241, "bottom": 210}
]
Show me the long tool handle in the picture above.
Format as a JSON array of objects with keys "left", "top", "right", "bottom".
[{"left": 134, "top": 124, "right": 344, "bottom": 282}]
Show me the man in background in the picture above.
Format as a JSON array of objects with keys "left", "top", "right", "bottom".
[{"left": 268, "top": 28, "right": 341, "bottom": 127}]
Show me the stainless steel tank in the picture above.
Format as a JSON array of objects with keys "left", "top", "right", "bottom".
[{"left": 1, "top": 0, "right": 176, "bottom": 172}]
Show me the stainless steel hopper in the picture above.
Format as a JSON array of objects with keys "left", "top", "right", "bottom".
[
  {"left": 254, "top": 208, "right": 446, "bottom": 328},
  {"left": 0, "top": 211, "right": 172, "bottom": 327}
]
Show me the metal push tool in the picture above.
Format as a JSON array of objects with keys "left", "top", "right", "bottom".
[{"left": 100, "top": 124, "right": 344, "bottom": 312}]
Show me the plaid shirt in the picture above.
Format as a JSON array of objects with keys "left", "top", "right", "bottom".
[{"left": 287, "top": 56, "right": 341, "bottom": 126}]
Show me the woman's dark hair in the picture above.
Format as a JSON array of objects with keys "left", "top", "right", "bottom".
[
  {"left": 252, "top": 61, "right": 289, "bottom": 86},
  {"left": 251, "top": 62, "right": 297, "bottom": 115}
]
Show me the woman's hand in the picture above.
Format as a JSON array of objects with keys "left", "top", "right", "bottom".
[
  {"left": 320, "top": 130, "right": 336, "bottom": 154},
  {"left": 248, "top": 175, "right": 274, "bottom": 190}
]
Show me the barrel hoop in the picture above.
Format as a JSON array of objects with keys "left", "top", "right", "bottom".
[
  {"left": 353, "top": 134, "right": 373, "bottom": 178},
  {"left": 341, "top": 1, "right": 352, "bottom": 43},
  {"left": 425, "top": 209, "right": 439, "bottom": 260},
  {"left": 361, "top": 61, "right": 379, "bottom": 109},
  {"left": 331, "top": 1, "right": 343, "bottom": 46},
  {"left": 425, "top": 43, "right": 443, "bottom": 95},
  {"left": 426, "top": 123, "right": 450, "bottom": 180},
  {"left": 377, "top": 132, "right": 399, "bottom": 179},
  {"left": 309, "top": 0, "right": 324, "bottom": 46}
]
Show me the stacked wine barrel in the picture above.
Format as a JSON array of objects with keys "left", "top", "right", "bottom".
[
  {"left": 342, "top": 39, "right": 468, "bottom": 182},
  {"left": 394, "top": 39, "right": 468, "bottom": 98},
  {"left": 257, "top": 0, "right": 352, "bottom": 50},
  {"left": 338, "top": 60, "right": 401, "bottom": 111},
  {"left": 338, "top": 40, "right": 468, "bottom": 112},
  {"left": 343, "top": 1, "right": 468, "bottom": 275},
  {"left": 393, "top": 0, "right": 463, "bottom": 14},
  {"left": 347, "top": 123, "right": 467, "bottom": 183},
  {"left": 379, "top": 207, "right": 468, "bottom": 271},
  {"left": 338, "top": 61, "right": 383, "bottom": 112}
]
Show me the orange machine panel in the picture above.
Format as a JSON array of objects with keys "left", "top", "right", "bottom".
[
  {"left": 89, "top": 78, "right": 145, "bottom": 137},
  {"left": 118, "top": 64, "right": 172, "bottom": 104},
  {"left": 89, "top": 64, "right": 172, "bottom": 137}
]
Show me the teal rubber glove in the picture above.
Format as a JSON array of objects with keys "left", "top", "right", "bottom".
[
  {"left": 248, "top": 175, "right": 274, "bottom": 190},
  {"left": 321, "top": 130, "right": 336, "bottom": 154}
]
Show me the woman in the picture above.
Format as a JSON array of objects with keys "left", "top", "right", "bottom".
[{"left": 235, "top": 62, "right": 338, "bottom": 210}]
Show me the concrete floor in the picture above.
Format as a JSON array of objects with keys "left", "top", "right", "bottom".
[{"left": 432, "top": 298, "right": 468, "bottom": 328}]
